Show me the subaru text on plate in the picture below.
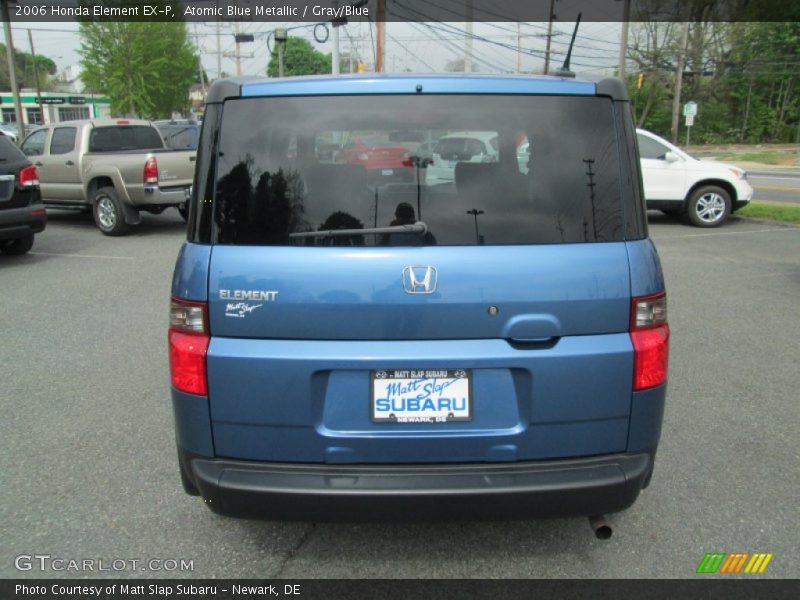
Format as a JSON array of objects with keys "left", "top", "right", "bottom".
[{"left": 169, "top": 74, "right": 669, "bottom": 522}]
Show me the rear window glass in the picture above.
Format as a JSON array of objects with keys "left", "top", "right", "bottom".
[
  {"left": 214, "top": 95, "right": 623, "bottom": 246},
  {"left": 88, "top": 126, "right": 163, "bottom": 153}
]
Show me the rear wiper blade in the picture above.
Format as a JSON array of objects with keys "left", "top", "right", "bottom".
[{"left": 289, "top": 221, "right": 428, "bottom": 239}]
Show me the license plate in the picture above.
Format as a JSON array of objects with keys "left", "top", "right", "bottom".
[
  {"left": 381, "top": 169, "right": 394, "bottom": 176},
  {"left": 371, "top": 369, "right": 472, "bottom": 423}
]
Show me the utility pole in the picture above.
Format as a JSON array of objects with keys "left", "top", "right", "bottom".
[
  {"left": 275, "top": 28, "right": 287, "bottom": 77},
  {"left": 215, "top": 1, "right": 221, "bottom": 79},
  {"left": 544, "top": 0, "right": 556, "bottom": 74},
  {"left": 517, "top": 22, "right": 522, "bottom": 73},
  {"left": 618, "top": 0, "right": 630, "bottom": 79},
  {"left": 332, "top": 1, "right": 340, "bottom": 75},
  {"left": 464, "top": 0, "right": 473, "bottom": 72},
  {"left": 376, "top": 0, "right": 385, "bottom": 72},
  {"left": 2, "top": 1, "right": 25, "bottom": 141},
  {"left": 670, "top": 21, "right": 690, "bottom": 144},
  {"left": 27, "top": 29, "right": 44, "bottom": 125},
  {"left": 233, "top": 21, "right": 242, "bottom": 76}
]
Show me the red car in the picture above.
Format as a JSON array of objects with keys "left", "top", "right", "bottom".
[{"left": 339, "top": 136, "right": 414, "bottom": 181}]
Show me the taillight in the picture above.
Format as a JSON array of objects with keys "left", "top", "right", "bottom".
[
  {"left": 630, "top": 291, "right": 669, "bottom": 391},
  {"left": 19, "top": 165, "right": 39, "bottom": 187},
  {"left": 168, "top": 297, "right": 209, "bottom": 395},
  {"left": 143, "top": 156, "right": 158, "bottom": 184}
]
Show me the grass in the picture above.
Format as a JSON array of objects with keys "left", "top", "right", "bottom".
[
  {"left": 739, "top": 201, "right": 800, "bottom": 224},
  {"left": 717, "top": 151, "right": 787, "bottom": 165}
]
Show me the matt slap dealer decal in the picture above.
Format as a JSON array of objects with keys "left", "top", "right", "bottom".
[{"left": 220, "top": 289, "right": 279, "bottom": 318}]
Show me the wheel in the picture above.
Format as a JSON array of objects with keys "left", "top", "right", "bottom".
[
  {"left": 0, "top": 234, "right": 34, "bottom": 255},
  {"left": 178, "top": 205, "right": 189, "bottom": 222},
  {"left": 93, "top": 186, "right": 130, "bottom": 236},
  {"left": 686, "top": 186, "right": 731, "bottom": 227}
]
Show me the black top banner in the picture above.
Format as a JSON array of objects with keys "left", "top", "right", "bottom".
[{"left": 1, "top": 0, "right": 799, "bottom": 23}]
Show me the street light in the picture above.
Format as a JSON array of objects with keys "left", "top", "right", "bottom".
[{"left": 466, "top": 209, "right": 485, "bottom": 244}]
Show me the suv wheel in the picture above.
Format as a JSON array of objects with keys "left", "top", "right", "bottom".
[
  {"left": 687, "top": 186, "right": 731, "bottom": 227},
  {"left": 0, "top": 234, "right": 34, "bottom": 255},
  {"left": 93, "top": 186, "right": 130, "bottom": 236}
]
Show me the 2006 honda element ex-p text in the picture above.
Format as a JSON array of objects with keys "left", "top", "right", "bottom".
[{"left": 169, "top": 74, "right": 669, "bottom": 522}]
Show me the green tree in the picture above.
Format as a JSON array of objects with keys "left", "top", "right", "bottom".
[
  {"left": 267, "top": 37, "right": 331, "bottom": 77},
  {"left": 79, "top": 18, "right": 196, "bottom": 118},
  {"left": 0, "top": 45, "right": 58, "bottom": 91}
]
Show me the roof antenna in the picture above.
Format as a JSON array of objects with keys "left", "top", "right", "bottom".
[{"left": 556, "top": 13, "right": 582, "bottom": 78}]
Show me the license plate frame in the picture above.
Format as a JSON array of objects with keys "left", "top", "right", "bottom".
[{"left": 370, "top": 369, "right": 473, "bottom": 424}]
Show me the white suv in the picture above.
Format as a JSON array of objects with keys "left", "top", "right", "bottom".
[
  {"left": 637, "top": 129, "right": 753, "bottom": 227},
  {"left": 427, "top": 131, "right": 499, "bottom": 184}
]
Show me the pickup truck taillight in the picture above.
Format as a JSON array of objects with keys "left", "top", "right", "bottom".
[
  {"left": 630, "top": 291, "right": 669, "bottom": 391},
  {"left": 143, "top": 157, "right": 159, "bottom": 184},
  {"left": 19, "top": 165, "right": 39, "bottom": 187},
  {"left": 169, "top": 297, "right": 209, "bottom": 396}
]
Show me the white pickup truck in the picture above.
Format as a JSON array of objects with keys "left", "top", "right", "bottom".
[
  {"left": 637, "top": 129, "right": 753, "bottom": 227},
  {"left": 20, "top": 119, "right": 196, "bottom": 235}
]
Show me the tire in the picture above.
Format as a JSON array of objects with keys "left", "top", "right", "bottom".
[
  {"left": 0, "top": 234, "right": 34, "bottom": 255},
  {"left": 686, "top": 185, "right": 731, "bottom": 227},
  {"left": 93, "top": 186, "right": 130, "bottom": 236}
]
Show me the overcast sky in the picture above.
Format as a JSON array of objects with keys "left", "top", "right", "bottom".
[{"left": 8, "top": 19, "right": 624, "bottom": 84}]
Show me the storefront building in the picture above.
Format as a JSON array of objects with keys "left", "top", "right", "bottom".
[{"left": 0, "top": 92, "right": 111, "bottom": 126}]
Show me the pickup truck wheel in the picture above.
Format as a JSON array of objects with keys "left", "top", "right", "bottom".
[
  {"left": 0, "top": 234, "right": 34, "bottom": 255},
  {"left": 687, "top": 186, "right": 731, "bottom": 227},
  {"left": 178, "top": 205, "right": 189, "bottom": 221},
  {"left": 93, "top": 187, "right": 130, "bottom": 236}
]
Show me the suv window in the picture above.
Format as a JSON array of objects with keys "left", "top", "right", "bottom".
[
  {"left": 213, "top": 95, "right": 624, "bottom": 246},
  {"left": 50, "top": 127, "right": 77, "bottom": 155},
  {"left": 0, "top": 134, "right": 26, "bottom": 161},
  {"left": 637, "top": 134, "right": 670, "bottom": 160},
  {"left": 88, "top": 126, "right": 163, "bottom": 153},
  {"left": 21, "top": 129, "right": 47, "bottom": 156}
]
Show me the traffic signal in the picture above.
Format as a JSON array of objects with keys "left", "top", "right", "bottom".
[
  {"left": 357, "top": 63, "right": 365, "bottom": 73},
  {"left": 637, "top": 72, "right": 644, "bottom": 90}
]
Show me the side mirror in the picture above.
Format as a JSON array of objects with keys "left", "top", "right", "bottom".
[{"left": 663, "top": 151, "right": 681, "bottom": 163}]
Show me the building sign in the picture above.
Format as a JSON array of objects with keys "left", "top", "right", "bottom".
[
  {"left": 69, "top": 97, "right": 86, "bottom": 105},
  {"left": 41, "top": 97, "right": 66, "bottom": 105}
]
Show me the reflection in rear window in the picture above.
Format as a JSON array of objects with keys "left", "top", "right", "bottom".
[{"left": 214, "top": 95, "right": 624, "bottom": 246}]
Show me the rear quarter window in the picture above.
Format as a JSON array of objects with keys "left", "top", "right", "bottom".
[{"left": 0, "top": 135, "right": 26, "bottom": 162}]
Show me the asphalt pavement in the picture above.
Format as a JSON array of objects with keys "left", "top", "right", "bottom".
[
  {"left": 746, "top": 169, "right": 800, "bottom": 205},
  {"left": 1, "top": 209, "right": 798, "bottom": 579}
]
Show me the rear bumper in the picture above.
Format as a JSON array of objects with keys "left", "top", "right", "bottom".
[
  {"left": 181, "top": 449, "right": 654, "bottom": 521},
  {"left": 131, "top": 184, "right": 189, "bottom": 207},
  {"left": 0, "top": 204, "right": 46, "bottom": 240}
]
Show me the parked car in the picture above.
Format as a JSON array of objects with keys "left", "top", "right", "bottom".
[
  {"left": 19, "top": 119, "right": 196, "bottom": 235},
  {"left": 339, "top": 135, "right": 414, "bottom": 182},
  {"left": 0, "top": 135, "right": 45, "bottom": 255},
  {"left": 637, "top": 128, "right": 753, "bottom": 227},
  {"left": 0, "top": 124, "right": 18, "bottom": 143},
  {"left": 427, "top": 131, "right": 499, "bottom": 183},
  {"left": 170, "top": 75, "right": 668, "bottom": 523}
]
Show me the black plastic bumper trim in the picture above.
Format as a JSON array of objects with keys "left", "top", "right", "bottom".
[{"left": 184, "top": 451, "right": 653, "bottom": 521}]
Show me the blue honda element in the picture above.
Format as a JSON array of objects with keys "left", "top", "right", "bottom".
[{"left": 169, "top": 74, "right": 669, "bottom": 523}]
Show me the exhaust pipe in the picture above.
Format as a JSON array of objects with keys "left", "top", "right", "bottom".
[{"left": 588, "top": 515, "right": 612, "bottom": 540}]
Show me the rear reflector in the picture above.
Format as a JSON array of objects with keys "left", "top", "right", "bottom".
[
  {"left": 19, "top": 165, "right": 39, "bottom": 187},
  {"left": 143, "top": 156, "right": 159, "bottom": 184},
  {"left": 630, "top": 292, "right": 669, "bottom": 391},
  {"left": 169, "top": 298, "right": 209, "bottom": 395}
]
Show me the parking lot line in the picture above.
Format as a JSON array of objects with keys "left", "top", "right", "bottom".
[{"left": 28, "top": 251, "right": 135, "bottom": 261}]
